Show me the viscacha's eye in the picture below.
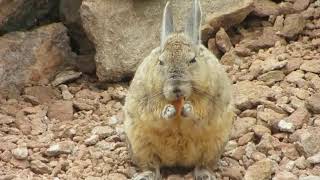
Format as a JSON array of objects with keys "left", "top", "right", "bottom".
[
  {"left": 189, "top": 57, "right": 196, "bottom": 64},
  {"left": 159, "top": 60, "right": 164, "bottom": 65}
]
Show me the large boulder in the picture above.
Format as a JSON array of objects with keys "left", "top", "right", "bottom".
[
  {"left": 80, "top": 0, "right": 254, "bottom": 82},
  {"left": 0, "top": 0, "right": 59, "bottom": 34},
  {"left": 0, "top": 23, "right": 75, "bottom": 97}
]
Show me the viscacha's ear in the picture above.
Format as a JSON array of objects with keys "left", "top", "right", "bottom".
[
  {"left": 185, "top": 0, "right": 202, "bottom": 47},
  {"left": 161, "top": 1, "right": 174, "bottom": 51}
]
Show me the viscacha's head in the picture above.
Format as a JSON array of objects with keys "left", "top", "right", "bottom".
[{"left": 157, "top": 0, "right": 203, "bottom": 102}]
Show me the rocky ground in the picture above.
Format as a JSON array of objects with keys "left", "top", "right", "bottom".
[{"left": 1, "top": 0, "right": 320, "bottom": 180}]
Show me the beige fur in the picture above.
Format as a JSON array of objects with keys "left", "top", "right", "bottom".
[{"left": 124, "top": 35, "right": 234, "bottom": 171}]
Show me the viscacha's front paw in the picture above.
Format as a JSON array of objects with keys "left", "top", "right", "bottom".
[
  {"left": 162, "top": 104, "right": 176, "bottom": 120},
  {"left": 181, "top": 102, "right": 194, "bottom": 118}
]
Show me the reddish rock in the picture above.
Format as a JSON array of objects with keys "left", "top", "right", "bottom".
[
  {"left": 215, "top": 28, "right": 233, "bottom": 53},
  {"left": 281, "top": 14, "right": 306, "bottom": 39},
  {"left": 48, "top": 100, "right": 74, "bottom": 121}
]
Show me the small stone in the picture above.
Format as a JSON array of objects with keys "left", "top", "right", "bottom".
[
  {"left": 11, "top": 147, "right": 28, "bottom": 160},
  {"left": 107, "top": 173, "right": 127, "bottom": 180},
  {"left": 92, "top": 126, "right": 114, "bottom": 139},
  {"left": 0, "top": 150, "right": 12, "bottom": 162},
  {"left": 281, "top": 14, "right": 306, "bottom": 39},
  {"left": 256, "top": 134, "right": 274, "bottom": 154},
  {"left": 238, "top": 132, "right": 254, "bottom": 146},
  {"left": 301, "top": 60, "right": 320, "bottom": 74},
  {"left": 286, "top": 107, "right": 309, "bottom": 129},
  {"left": 84, "top": 135, "right": 99, "bottom": 146},
  {"left": 306, "top": 94, "right": 320, "bottom": 113},
  {"left": 257, "top": 70, "right": 285, "bottom": 85},
  {"left": 290, "top": 127, "right": 320, "bottom": 157},
  {"left": 0, "top": 114, "right": 15, "bottom": 125},
  {"left": 307, "top": 152, "right": 320, "bottom": 164},
  {"left": 46, "top": 141, "right": 74, "bottom": 157},
  {"left": 278, "top": 119, "right": 295, "bottom": 133},
  {"left": 244, "top": 159, "right": 273, "bottom": 180},
  {"left": 51, "top": 70, "right": 82, "bottom": 86},
  {"left": 221, "top": 166, "right": 243, "bottom": 180},
  {"left": 295, "top": 156, "right": 309, "bottom": 169},
  {"left": 273, "top": 171, "right": 298, "bottom": 180},
  {"left": 59, "top": 85, "right": 74, "bottom": 100},
  {"left": 299, "top": 176, "right": 320, "bottom": 180},
  {"left": 48, "top": 100, "right": 74, "bottom": 121},
  {"left": 22, "top": 95, "right": 40, "bottom": 105},
  {"left": 167, "top": 174, "right": 184, "bottom": 180},
  {"left": 252, "top": 125, "right": 271, "bottom": 138},
  {"left": 216, "top": 28, "right": 233, "bottom": 53},
  {"left": 30, "top": 160, "right": 52, "bottom": 174},
  {"left": 293, "top": 0, "right": 310, "bottom": 11}
]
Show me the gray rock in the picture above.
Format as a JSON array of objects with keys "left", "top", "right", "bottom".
[
  {"left": 278, "top": 119, "right": 295, "bottom": 133},
  {"left": 30, "top": 160, "right": 52, "bottom": 174},
  {"left": 290, "top": 127, "right": 320, "bottom": 157},
  {"left": 281, "top": 14, "right": 306, "bottom": 39},
  {"left": 244, "top": 159, "right": 273, "bottom": 180},
  {"left": 306, "top": 94, "right": 320, "bottom": 113},
  {"left": 84, "top": 134, "right": 99, "bottom": 146},
  {"left": 11, "top": 147, "right": 28, "bottom": 160},
  {"left": 307, "top": 152, "right": 320, "bottom": 164},
  {"left": 92, "top": 126, "right": 114, "bottom": 139},
  {"left": 51, "top": 70, "right": 82, "bottom": 86},
  {"left": 46, "top": 141, "right": 75, "bottom": 157},
  {"left": 80, "top": 0, "right": 253, "bottom": 82}
]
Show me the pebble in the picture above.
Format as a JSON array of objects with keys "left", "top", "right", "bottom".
[{"left": 11, "top": 147, "right": 28, "bottom": 160}]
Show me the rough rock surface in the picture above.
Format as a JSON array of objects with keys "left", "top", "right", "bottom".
[
  {"left": 80, "top": 0, "right": 254, "bottom": 82},
  {"left": 0, "top": 23, "right": 75, "bottom": 97}
]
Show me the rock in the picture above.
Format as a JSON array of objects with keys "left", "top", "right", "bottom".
[
  {"left": 51, "top": 70, "right": 82, "bottom": 86},
  {"left": 221, "top": 50, "right": 243, "bottom": 66},
  {"left": 233, "top": 81, "right": 273, "bottom": 110},
  {"left": 208, "top": 38, "right": 222, "bottom": 58},
  {"left": 306, "top": 94, "right": 320, "bottom": 113},
  {"left": 59, "top": 85, "right": 74, "bottom": 100},
  {"left": 231, "top": 117, "right": 257, "bottom": 139},
  {"left": 244, "top": 159, "right": 273, "bottom": 180},
  {"left": 253, "top": 125, "right": 271, "bottom": 138},
  {"left": 206, "top": 0, "right": 254, "bottom": 34},
  {"left": 238, "top": 27, "right": 285, "bottom": 52},
  {"left": 273, "top": 171, "right": 298, "bottom": 180},
  {"left": 278, "top": 119, "right": 295, "bottom": 133},
  {"left": 79, "top": 0, "right": 226, "bottom": 82},
  {"left": 46, "top": 141, "right": 75, "bottom": 156},
  {"left": 252, "top": 0, "right": 280, "bottom": 17},
  {"left": 215, "top": 28, "right": 233, "bottom": 53},
  {"left": 293, "top": 0, "right": 310, "bottom": 12},
  {"left": 0, "top": 23, "right": 75, "bottom": 96},
  {"left": 15, "top": 111, "right": 32, "bottom": 135},
  {"left": 0, "top": 0, "right": 59, "bottom": 33},
  {"left": 221, "top": 167, "right": 243, "bottom": 180},
  {"left": 59, "top": 0, "right": 95, "bottom": 56},
  {"left": 286, "top": 70, "right": 304, "bottom": 84},
  {"left": 290, "top": 127, "right": 320, "bottom": 157},
  {"left": 48, "top": 100, "right": 74, "bottom": 121},
  {"left": 285, "top": 107, "right": 309, "bottom": 129},
  {"left": 299, "top": 176, "right": 320, "bottom": 180},
  {"left": 92, "top": 126, "right": 114, "bottom": 139},
  {"left": 22, "top": 95, "right": 40, "bottom": 106},
  {"left": 0, "top": 114, "right": 15, "bottom": 125},
  {"left": 167, "top": 175, "right": 184, "bottom": 180},
  {"left": 0, "top": 150, "right": 12, "bottom": 162},
  {"left": 295, "top": 156, "right": 309, "bottom": 169},
  {"left": 307, "top": 152, "right": 320, "bottom": 164},
  {"left": 10, "top": 158, "right": 30, "bottom": 169},
  {"left": 84, "top": 135, "right": 99, "bottom": 146},
  {"left": 257, "top": 70, "right": 285, "bottom": 85},
  {"left": 281, "top": 14, "right": 306, "bottom": 39},
  {"left": 282, "top": 144, "right": 300, "bottom": 160},
  {"left": 107, "top": 173, "right": 128, "bottom": 180},
  {"left": 24, "top": 86, "right": 58, "bottom": 104},
  {"left": 238, "top": 132, "right": 255, "bottom": 146},
  {"left": 262, "top": 58, "right": 287, "bottom": 73},
  {"left": 300, "top": 60, "right": 320, "bottom": 74},
  {"left": 11, "top": 147, "right": 28, "bottom": 160},
  {"left": 30, "top": 160, "right": 52, "bottom": 174},
  {"left": 256, "top": 134, "right": 274, "bottom": 153}
]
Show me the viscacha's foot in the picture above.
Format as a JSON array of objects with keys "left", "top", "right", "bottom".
[{"left": 194, "top": 168, "right": 216, "bottom": 180}]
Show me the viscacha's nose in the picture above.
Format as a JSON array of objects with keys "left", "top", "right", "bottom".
[{"left": 172, "top": 87, "right": 183, "bottom": 98}]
